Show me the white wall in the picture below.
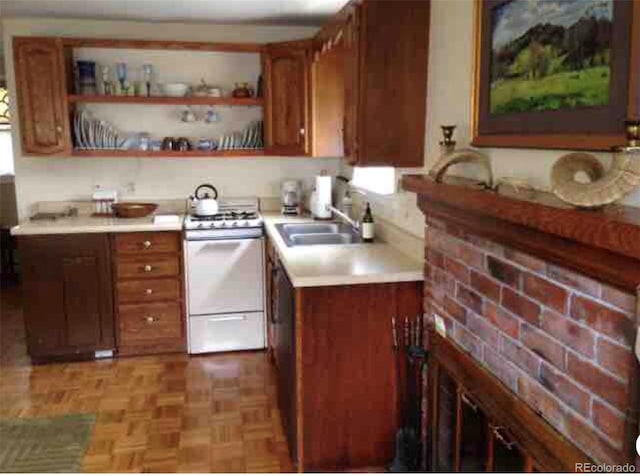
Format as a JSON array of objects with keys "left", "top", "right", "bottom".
[
  {"left": 2, "top": 18, "right": 340, "bottom": 218},
  {"left": 343, "top": 0, "right": 640, "bottom": 239}
]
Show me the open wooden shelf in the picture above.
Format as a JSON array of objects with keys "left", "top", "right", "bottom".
[
  {"left": 71, "top": 149, "right": 266, "bottom": 158},
  {"left": 62, "top": 37, "right": 263, "bottom": 53},
  {"left": 67, "top": 94, "right": 263, "bottom": 107}
]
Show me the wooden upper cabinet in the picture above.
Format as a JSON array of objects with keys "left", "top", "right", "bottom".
[
  {"left": 356, "top": 0, "right": 430, "bottom": 167},
  {"left": 313, "top": 0, "right": 431, "bottom": 166},
  {"left": 263, "top": 40, "right": 312, "bottom": 156},
  {"left": 312, "top": 41, "right": 345, "bottom": 157},
  {"left": 13, "top": 37, "right": 71, "bottom": 155}
]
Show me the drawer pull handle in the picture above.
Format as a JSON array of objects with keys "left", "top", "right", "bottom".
[
  {"left": 208, "top": 315, "right": 246, "bottom": 322},
  {"left": 145, "top": 288, "right": 153, "bottom": 295},
  {"left": 143, "top": 240, "right": 152, "bottom": 249},
  {"left": 144, "top": 316, "right": 157, "bottom": 323},
  {"left": 144, "top": 265, "right": 153, "bottom": 272}
]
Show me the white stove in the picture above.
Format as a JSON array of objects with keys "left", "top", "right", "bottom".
[
  {"left": 183, "top": 197, "right": 266, "bottom": 354},
  {"left": 184, "top": 198, "right": 264, "bottom": 240}
]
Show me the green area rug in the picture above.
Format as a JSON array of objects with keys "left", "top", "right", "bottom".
[{"left": 0, "top": 414, "right": 95, "bottom": 473}]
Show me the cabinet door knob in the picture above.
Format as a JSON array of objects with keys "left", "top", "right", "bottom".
[
  {"left": 299, "top": 128, "right": 305, "bottom": 136},
  {"left": 144, "top": 316, "right": 157, "bottom": 323},
  {"left": 143, "top": 265, "right": 153, "bottom": 272},
  {"left": 142, "top": 240, "right": 152, "bottom": 249},
  {"left": 145, "top": 288, "right": 153, "bottom": 295}
]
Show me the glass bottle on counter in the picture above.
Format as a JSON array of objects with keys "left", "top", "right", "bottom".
[{"left": 361, "top": 202, "right": 375, "bottom": 243}]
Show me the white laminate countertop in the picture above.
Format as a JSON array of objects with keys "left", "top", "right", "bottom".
[
  {"left": 263, "top": 213, "right": 424, "bottom": 288},
  {"left": 10, "top": 215, "right": 184, "bottom": 235}
]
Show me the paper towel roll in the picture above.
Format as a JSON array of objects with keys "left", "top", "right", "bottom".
[{"left": 314, "top": 175, "right": 333, "bottom": 219}]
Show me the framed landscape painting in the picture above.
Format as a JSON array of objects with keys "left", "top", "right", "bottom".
[{"left": 472, "top": 0, "right": 640, "bottom": 150}]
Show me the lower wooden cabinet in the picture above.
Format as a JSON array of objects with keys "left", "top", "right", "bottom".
[
  {"left": 19, "top": 234, "right": 115, "bottom": 359},
  {"left": 271, "top": 270, "right": 423, "bottom": 471},
  {"left": 19, "top": 231, "right": 187, "bottom": 360},
  {"left": 265, "top": 236, "right": 278, "bottom": 364},
  {"left": 274, "top": 262, "right": 297, "bottom": 463},
  {"left": 427, "top": 332, "right": 591, "bottom": 472},
  {"left": 113, "top": 231, "right": 186, "bottom": 356}
]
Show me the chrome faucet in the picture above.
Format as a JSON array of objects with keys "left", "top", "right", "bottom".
[{"left": 326, "top": 204, "right": 360, "bottom": 232}]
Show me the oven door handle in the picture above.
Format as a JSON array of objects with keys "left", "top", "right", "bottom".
[{"left": 207, "top": 315, "right": 247, "bottom": 322}]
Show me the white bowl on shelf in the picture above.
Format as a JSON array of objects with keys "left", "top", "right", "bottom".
[{"left": 161, "top": 83, "right": 190, "bottom": 97}]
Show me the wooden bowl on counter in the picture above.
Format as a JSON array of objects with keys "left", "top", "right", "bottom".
[{"left": 111, "top": 202, "right": 158, "bottom": 218}]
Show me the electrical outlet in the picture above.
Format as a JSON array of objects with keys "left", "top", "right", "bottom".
[{"left": 434, "top": 313, "right": 447, "bottom": 337}]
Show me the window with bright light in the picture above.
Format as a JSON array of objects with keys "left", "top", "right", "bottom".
[
  {"left": 351, "top": 167, "right": 396, "bottom": 195},
  {"left": 0, "top": 84, "right": 14, "bottom": 176}
]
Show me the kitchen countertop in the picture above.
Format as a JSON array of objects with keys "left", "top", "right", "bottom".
[
  {"left": 11, "top": 211, "right": 424, "bottom": 287},
  {"left": 10, "top": 214, "right": 184, "bottom": 235},
  {"left": 262, "top": 213, "right": 424, "bottom": 287}
]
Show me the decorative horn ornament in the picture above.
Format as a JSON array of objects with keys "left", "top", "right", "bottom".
[
  {"left": 550, "top": 120, "right": 640, "bottom": 208},
  {"left": 550, "top": 151, "right": 640, "bottom": 208},
  {"left": 428, "top": 125, "right": 494, "bottom": 188}
]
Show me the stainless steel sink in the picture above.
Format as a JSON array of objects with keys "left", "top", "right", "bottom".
[
  {"left": 275, "top": 222, "right": 362, "bottom": 247},
  {"left": 280, "top": 223, "right": 341, "bottom": 235}
]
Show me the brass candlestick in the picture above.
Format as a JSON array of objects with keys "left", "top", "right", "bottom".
[
  {"left": 624, "top": 119, "right": 640, "bottom": 148},
  {"left": 439, "top": 125, "right": 457, "bottom": 152}
]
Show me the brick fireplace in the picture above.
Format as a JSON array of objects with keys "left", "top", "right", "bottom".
[
  {"left": 404, "top": 175, "right": 640, "bottom": 467},
  {"left": 423, "top": 215, "right": 636, "bottom": 464}
]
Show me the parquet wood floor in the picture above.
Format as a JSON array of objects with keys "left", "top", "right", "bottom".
[{"left": 0, "top": 285, "right": 293, "bottom": 473}]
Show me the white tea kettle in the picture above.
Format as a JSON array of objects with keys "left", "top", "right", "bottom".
[{"left": 190, "top": 184, "right": 219, "bottom": 216}]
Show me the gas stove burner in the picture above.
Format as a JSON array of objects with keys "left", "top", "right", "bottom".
[
  {"left": 232, "top": 211, "right": 258, "bottom": 220},
  {"left": 184, "top": 197, "right": 263, "bottom": 233},
  {"left": 191, "top": 211, "right": 258, "bottom": 221},
  {"left": 190, "top": 214, "right": 224, "bottom": 221}
]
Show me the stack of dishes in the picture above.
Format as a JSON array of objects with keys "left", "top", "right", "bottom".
[
  {"left": 74, "top": 109, "right": 124, "bottom": 150},
  {"left": 218, "top": 120, "right": 264, "bottom": 150}
]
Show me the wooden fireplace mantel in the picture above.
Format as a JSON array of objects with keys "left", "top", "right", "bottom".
[{"left": 402, "top": 175, "right": 640, "bottom": 294}]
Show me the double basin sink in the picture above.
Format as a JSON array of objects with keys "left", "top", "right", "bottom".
[{"left": 275, "top": 222, "right": 362, "bottom": 247}]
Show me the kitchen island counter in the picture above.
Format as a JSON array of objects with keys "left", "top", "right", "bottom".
[{"left": 263, "top": 213, "right": 423, "bottom": 287}]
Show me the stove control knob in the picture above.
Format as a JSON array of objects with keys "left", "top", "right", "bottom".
[
  {"left": 197, "top": 223, "right": 204, "bottom": 229},
  {"left": 231, "top": 221, "right": 238, "bottom": 227},
  {"left": 220, "top": 222, "right": 226, "bottom": 227},
  {"left": 243, "top": 221, "right": 250, "bottom": 227}
]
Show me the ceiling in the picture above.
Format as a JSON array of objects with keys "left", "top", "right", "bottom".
[{"left": 0, "top": 0, "right": 349, "bottom": 26}]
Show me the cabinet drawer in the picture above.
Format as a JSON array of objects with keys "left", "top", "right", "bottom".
[
  {"left": 188, "top": 312, "right": 265, "bottom": 354},
  {"left": 118, "top": 302, "right": 182, "bottom": 346},
  {"left": 116, "top": 255, "right": 180, "bottom": 279},
  {"left": 117, "top": 278, "right": 180, "bottom": 303},
  {"left": 114, "top": 232, "right": 180, "bottom": 255}
]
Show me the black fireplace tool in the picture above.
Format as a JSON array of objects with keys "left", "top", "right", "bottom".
[{"left": 388, "top": 316, "right": 427, "bottom": 473}]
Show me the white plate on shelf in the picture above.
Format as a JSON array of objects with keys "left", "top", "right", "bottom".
[
  {"left": 73, "top": 113, "right": 83, "bottom": 148},
  {"left": 80, "top": 111, "right": 90, "bottom": 148}
]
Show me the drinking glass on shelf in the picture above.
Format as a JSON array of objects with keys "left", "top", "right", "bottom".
[
  {"left": 101, "top": 65, "right": 112, "bottom": 96},
  {"left": 205, "top": 106, "right": 220, "bottom": 123},
  {"left": 117, "top": 62, "right": 127, "bottom": 91},
  {"left": 143, "top": 63, "right": 153, "bottom": 97}
]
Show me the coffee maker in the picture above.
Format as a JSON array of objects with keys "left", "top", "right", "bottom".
[{"left": 281, "top": 180, "right": 302, "bottom": 215}]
